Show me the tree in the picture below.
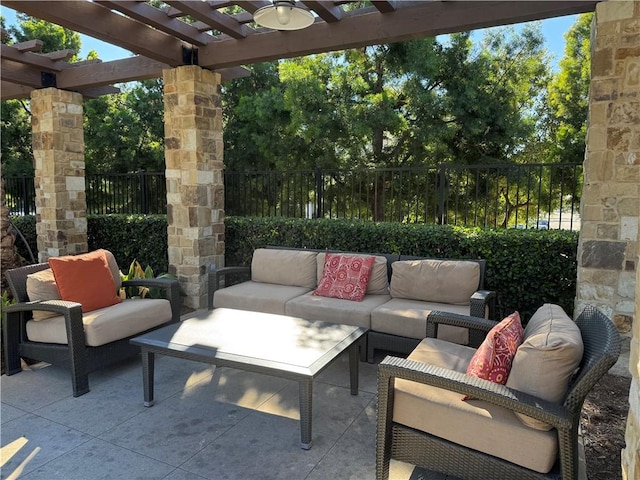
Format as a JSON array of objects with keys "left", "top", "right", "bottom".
[
  {"left": 544, "top": 13, "right": 592, "bottom": 165},
  {"left": 84, "top": 79, "right": 165, "bottom": 174},
  {"left": 1, "top": 15, "right": 83, "bottom": 176}
]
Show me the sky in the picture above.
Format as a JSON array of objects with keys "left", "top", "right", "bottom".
[{"left": 1, "top": 6, "right": 577, "bottom": 70}]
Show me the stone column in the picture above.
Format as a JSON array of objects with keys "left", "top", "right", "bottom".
[
  {"left": 31, "top": 88, "right": 87, "bottom": 261},
  {"left": 577, "top": 2, "right": 639, "bottom": 479},
  {"left": 163, "top": 66, "right": 224, "bottom": 309}
]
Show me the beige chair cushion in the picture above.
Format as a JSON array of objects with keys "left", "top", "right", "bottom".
[
  {"left": 26, "top": 298, "right": 172, "bottom": 347},
  {"left": 371, "top": 298, "right": 470, "bottom": 344},
  {"left": 316, "top": 253, "right": 389, "bottom": 295},
  {"left": 26, "top": 268, "right": 61, "bottom": 320},
  {"left": 100, "top": 249, "right": 123, "bottom": 290},
  {"left": 251, "top": 248, "right": 318, "bottom": 288},
  {"left": 213, "top": 281, "right": 311, "bottom": 315},
  {"left": 393, "top": 338, "right": 558, "bottom": 474},
  {"left": 285, "top": 291, "right": 390, "bottom": 329},
  {"left": 506, "top": 303, "right": 584, "bottom": 430},
  {"left": 390, "top": 260, "right": 480, "bottom": 305}
]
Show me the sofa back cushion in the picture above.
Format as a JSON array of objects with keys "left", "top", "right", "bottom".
[
  {"left": 316, "top": 252, "right": 390, "bottom": 295},
  {"left": 26, "top": 268, "right": 61, "bottom": 320},
  {"left": 390, "top": 259, "right": 480, "bottom": 305},
  {"left": 100, "top": 249, "right": 123, "bottom": 290},
  {"left": 251, "top": 248, "right": 318, "bottom": 288},
  {"left": 506, "top": 303, "right": 584, "bottom": 430}
]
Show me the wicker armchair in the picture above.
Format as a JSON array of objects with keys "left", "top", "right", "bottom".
[
  {"left": 3, "top": 261, "right": 181, "bottom": 397},
  {"left": 376, "top": 305, "right": 621, "bottom": 480}
]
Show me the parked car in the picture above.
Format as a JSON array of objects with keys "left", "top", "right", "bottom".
[{"left": 535, "top": 219, "right": 549, "bottom": 229}]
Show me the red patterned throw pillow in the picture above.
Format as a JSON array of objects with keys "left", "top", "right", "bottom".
[
  {"left": 465, "top": 312, "right": 524, "bottom": 391},
  {"left": 313, "top": 254, "right": 375, "bottom": 302}
]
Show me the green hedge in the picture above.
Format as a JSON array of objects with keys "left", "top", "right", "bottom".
[
  {"left": 9, "top": 215, "right": 578, "bottom": 321},
  {"left": 10, "top": 214, "right": 169, "bottom": 275}
]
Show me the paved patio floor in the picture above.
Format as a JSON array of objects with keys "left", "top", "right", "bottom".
[
  {"left": 1, "top": 319, "right": 614, "bottom": 480},
  {"left": 1, "top": 342, "right": 458, "bottom": 480}
]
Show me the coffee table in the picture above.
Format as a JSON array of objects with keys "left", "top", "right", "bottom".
[{"left": 130, "top": 307, "right": 367, "bottom": 449}]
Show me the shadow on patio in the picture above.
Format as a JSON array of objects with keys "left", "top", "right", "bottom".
[{"left": 1, "top": 337, "right": 456, "bottom": 480}]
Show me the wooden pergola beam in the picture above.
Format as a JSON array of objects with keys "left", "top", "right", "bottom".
[
  {"left": 197, "top": 0, "right": 599, "bottom": 69},
  {"left": 2, "top": 0, "right": 188, "bottom": 66}
]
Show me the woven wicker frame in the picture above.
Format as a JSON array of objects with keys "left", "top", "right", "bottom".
[
  {"left": 3, "top": 262, "right": 181, "bottom": 397},
  {"left": 375, "top": 306, "right": 621, "bottom": 480}
]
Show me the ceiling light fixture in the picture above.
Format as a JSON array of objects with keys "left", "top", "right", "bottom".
[{"left": 254, "top": 1, "right": 315, "bottom": 31}]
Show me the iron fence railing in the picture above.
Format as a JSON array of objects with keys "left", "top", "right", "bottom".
[
  {"left": 225, "top": 163, "right": 582, "bottom": 230},
  {"left": 3, "top": 163, "right": 582, "bottom": 230}
]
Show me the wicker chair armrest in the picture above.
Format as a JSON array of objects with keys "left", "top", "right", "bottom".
[
  {"left": 4, "top": 300, "right": 87, "bottom": 353},
  {"left": 5, "top": 299, "right": 83, "bottom": 316},
  {"left": 207, "top": 265, "right": 251, "bottom": 309},
  {"left": 378, "top": 355, "right": 571, "bottom": 430},
  {"left": 470, "top": 289, "right": 496, "bottom": 319},
  {"left": 426, "top": 311, "right": 497, "bottom": 347}
]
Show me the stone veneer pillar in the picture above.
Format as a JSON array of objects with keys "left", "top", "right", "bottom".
[
  {"left": 577, "top": 2, "right": 639, "bottom": 479},
  {"left": 31, "top": 88, "right": 88, "bottom": 260},
  {"left": 163, "top": 66, "right": 224, "bottom": 309}
]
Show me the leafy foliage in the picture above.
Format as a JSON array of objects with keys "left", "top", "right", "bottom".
[
  {"left": 86, "top": 214, "right": 169, "bottom": 274},
  {"left": 84, "top": 80, "right": 165, "bottom": 174}
]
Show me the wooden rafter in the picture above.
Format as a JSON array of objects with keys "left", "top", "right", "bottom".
[
  {"left": 165, "top": 1, "right": 250, "bottom": 39},
  {"left": 301, "top": 1, "right": 342, "bottom": 23},
  {"left": 96, "top": 1, "right": 215, "bottom": 47}
]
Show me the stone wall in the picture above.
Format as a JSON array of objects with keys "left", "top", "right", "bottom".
[
  {"left": 579, "top": 2, "right": 639, "bottom": 479},
  {"left": 577, "top": 0, "right": 639, "bottom": 329},
  {"left": 163, "top": 66, "right": 225, "bottom": 309},
  {"left": 30, "top": 88, "right": 88, "bottom": 260}
]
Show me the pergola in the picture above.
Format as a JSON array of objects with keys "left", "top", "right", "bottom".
[
  {"left": 1, "top": 1, "right": 599, "bottom": 99},
  {"left": 1, "top": 3, "right": 639, "bottom": 476}
]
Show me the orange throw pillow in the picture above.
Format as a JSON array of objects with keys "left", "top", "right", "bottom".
[{"left": 48, "top": 250, "right": 121, "bottom": 313}]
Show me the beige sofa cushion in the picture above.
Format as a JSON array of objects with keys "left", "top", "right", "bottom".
[
  {"left": 316, "top": 252, "right": 389, "bottom": 295},
  {"left": 371, "top": 298, "right": 470, "bottom": 344},
  {"left": 26, "top": 269, "right": 61, "bottom": 320},
  {"left": 390, "top": 260, "right": 480, "bottom": 305},
  {"left": 285, "top": 291, "right": 390, "bottom": 329},
  {"left": 506, "top": 303, "right": 584, "bottom": 430},
  {"left": 213, "top": 281, "right": 311, "bottom": 315},
  {"left": 251, "top": 248, "right": 318, "bottom": 288},
  {"left": 393, "top": 338, "right": 558, "bottom": 474},
  {"left": 26, "top": 298, "right": 172, "bottom": 347}
]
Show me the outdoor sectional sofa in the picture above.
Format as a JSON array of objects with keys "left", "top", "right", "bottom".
[{"left": 208, "top": 247, "right": 496, "bottom": 362}]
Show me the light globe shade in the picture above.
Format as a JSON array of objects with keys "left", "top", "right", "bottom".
[{"left": 254, "top": 1, "right": 315, "bottom": 31}]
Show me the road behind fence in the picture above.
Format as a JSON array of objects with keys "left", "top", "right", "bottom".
[{"left": 3, "top": 162, "right": 582, "bottom": 230}]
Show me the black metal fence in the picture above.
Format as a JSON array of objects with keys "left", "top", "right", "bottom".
[
  {"left": 3, "top": 162, "right": 582, "bottom": 229},
  {"left": 225, "top": 163, "right": 582, "bottom": 230}
]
